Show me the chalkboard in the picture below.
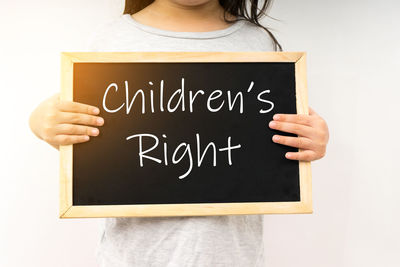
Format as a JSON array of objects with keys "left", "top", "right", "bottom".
[{"left": 59, "top": 52, "right": 312, "bottom": 218}]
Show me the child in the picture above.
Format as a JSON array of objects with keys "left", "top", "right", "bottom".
[{"left": 29, "top": 0, "right": 329, "bottom": 266}]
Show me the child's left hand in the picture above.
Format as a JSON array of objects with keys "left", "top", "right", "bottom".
[{"left": 268, "top": 106, "right": 329, "bottom": 161}]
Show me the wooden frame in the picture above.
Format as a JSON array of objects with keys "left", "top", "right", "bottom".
[{"left": 59, "top": 52, "right": 312, "bottom": 218}]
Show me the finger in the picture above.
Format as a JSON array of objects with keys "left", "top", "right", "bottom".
[
  {"left": 285, "top": 150, "right": 316, "bottom": 161},
  {"left": 273, "top": 113, "right": 313, "bottom": 127},
  {"left": 272, "top": 135, "right": 314, "bottom": 150},
  {"left": 59, "top": 112, "right": 104, "bottom": 126},
  {"left": 53, "top": 135, "right": 90, "bottom": 145},
  {"left": 269, "top": 121, "right": 314, "bottom": 137},
  {"left": 308, "top": 106, "right": 318, "bottom": 116},
  {"left": 57, "top": 100, "right": 100, "bottom": 115},
  {"left": 54, "top": 124, "right": 99, "bottom": 136}
]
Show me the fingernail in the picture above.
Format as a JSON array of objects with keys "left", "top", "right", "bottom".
[
  {"left": 97, "top": 117, "right": 104, "bottom": 125},
  {"left": 272, "top": 135, "right": 279, "bottom": 142},
  {"left": 286, "top": 152, "right": 291, "bottom": 158},
  {"left": 93, "top": 108, "right": 100, "bottom": 114},
  {"left": 84, "top": 135, "right": 89, "bottom": 141},
  {"left": 91, "top": 128, "right": 99, "bottom": 135},
  {"left": 269, "top": 121, "right": 276, "bottom": 128},
  {"left": 273, "top": 114, "right": 280, "bottom": 120}
]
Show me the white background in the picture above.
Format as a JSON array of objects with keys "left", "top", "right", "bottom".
[{"left": 1, "top": 0, "right": 399, "bottom": 266}]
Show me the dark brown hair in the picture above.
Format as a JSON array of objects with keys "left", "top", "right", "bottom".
[{"left": 123, "top": 0, "right": 282, "bottom": 51}]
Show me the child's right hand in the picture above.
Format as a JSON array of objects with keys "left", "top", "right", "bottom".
[{"left": 29, "top": 93, "right": 104, "bottom": 149}]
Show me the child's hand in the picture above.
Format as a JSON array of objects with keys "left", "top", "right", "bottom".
[
  {"left": 268, "top": 106, "right": 329, "bottom": 161},
  {"left": 29, "top": 93, "right": 104, "bottom": 149}
]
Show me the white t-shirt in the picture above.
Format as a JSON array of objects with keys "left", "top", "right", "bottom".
[{"left": 87, "top": 14, "right": 276, "bottom": 267}]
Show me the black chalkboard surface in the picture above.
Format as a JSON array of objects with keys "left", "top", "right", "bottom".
[{"left": 59, "top": 52, "right": 312, "bottom": 218}]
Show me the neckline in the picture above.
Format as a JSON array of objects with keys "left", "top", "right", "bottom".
[{"left": 122, "top": 14, "right": 246, "bottom": 39}]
